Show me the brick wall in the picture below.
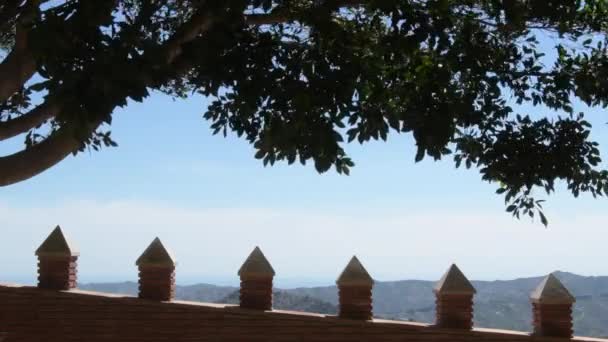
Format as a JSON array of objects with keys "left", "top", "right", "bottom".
[
  {"left": 1, "top": 283, "right": 606, "bottom": 342},
  {"left": 3, "top": 227, "right": 604, "bottom": 342}
]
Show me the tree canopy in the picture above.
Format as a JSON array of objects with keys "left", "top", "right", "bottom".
[{"left": 1, "top": 0, "right": 608, "bottom": 224}]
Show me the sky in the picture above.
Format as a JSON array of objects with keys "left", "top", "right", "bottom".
[
  {"left": 0, "top": 89, "right": 606, "bottom": 288},
  {"left": 1, "top": 29, "right": 608, "bottom": 287}
]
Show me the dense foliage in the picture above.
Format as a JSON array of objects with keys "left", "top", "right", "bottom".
[{"left": 1, "top": 0, "right": 608, "bottom": 223}]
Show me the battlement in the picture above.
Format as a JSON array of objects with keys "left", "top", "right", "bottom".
[{"left": 0, "top": 226, "right": 606, "bottom": 342}]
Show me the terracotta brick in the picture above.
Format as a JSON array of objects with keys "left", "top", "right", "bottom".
[
  {"left": 530, "top": 273, "right": 575, "bottom": 338},
  {"left": 336, "top": 256, "right": 374, "bottom": 320},
  {"left": 532, "top": 303, "right": 573, "bottom": 337},
  {"left": 238, "top": 247, "right": 275, "bottom": 311},
  {"left": 240, "top": 277, "right": 273, "bottom": 310},
  {"left": 135, "top": 238, "right": 176, "bottom": 302},
  {"left": 35, "top": 226, "right": 79, "bottom": 291},
  {"left": 1, "top": 283, "right": 605, "bottom": 342},
  {"left": 338, "top": 286, "right": 373, "bottom": 320},
  {"left": 435, "top": 294, "right": 474, "bottom": 329},
  {"left": 37, "top": 255, "right": 78, "bottom": 290},
  {"left": 433, "top": 264, "right": 476, "bottom": 330}
]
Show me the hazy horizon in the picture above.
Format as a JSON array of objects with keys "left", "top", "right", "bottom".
[{"left": 5, "top": 269, "right": 605, "bottom": 290}]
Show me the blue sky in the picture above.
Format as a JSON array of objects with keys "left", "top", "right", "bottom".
[
  {"left": 1, "top": 90, "right": 606, "bottom": 288},
  {"left": 1, "top": 44, "right": 608, "bottom": 288}
]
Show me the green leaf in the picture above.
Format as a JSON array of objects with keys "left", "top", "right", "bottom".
[
  {"left": 496, "top": 188, "right": 507, "bottom": 194},
  {"left": 254, "top": 150, "right": 265, "bottom": 159},
  {"left": 539, "top": 211, "right": 548, "bottom": 227}
]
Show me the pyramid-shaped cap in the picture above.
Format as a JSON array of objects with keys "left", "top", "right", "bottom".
[
  {"left": 136, "top": 237, "right": 176, "bottom": 267},
  {"left": 336, "top": 256, "right": 374, "bottom": 286},
  {"left": 35, "top": 226, "right": 79, "bottom": 257},
  {"left": 434, "top": 264, "right": 476, "bottom": 295},
  {"left": 530, "top": 273, "right": 575, "bottom": 304},
  {"left": 238, "top": 246, "right": 275, "bottom": 277}
]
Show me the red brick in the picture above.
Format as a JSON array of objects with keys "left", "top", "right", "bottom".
[
  {"left": 435, "top": 294, "right": 474, "bottom": 330},
  {"left": 0, "top": 284, "right": 601, "bottom": 342},
  {"left": 338, "top": 285, "right": 373, "bottom": 320},
  {"left": 138, "top": 266, "right": 175, "bottom": 301},
  {"left": 37, "top": 256, "right": 78, "bottom": 290},
  {"left": 532, "top": 303, "right": 573, "bottom": 338},
  {"left": 240, "top": 277, "right": 272, "bottom": 310}
]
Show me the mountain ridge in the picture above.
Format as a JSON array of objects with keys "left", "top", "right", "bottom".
[{"left": 79, "top": 271, "right": 608, "bottom": 338}]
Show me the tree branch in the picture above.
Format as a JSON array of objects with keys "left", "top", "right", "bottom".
[
  {"left": 0, "top": 119, "right": 102, "bottom": 186},
  {"left": 244, "top": 0, "right": 367, "bottom": 25},
  {"left": 0, "top": 0, "right": 38, "bottom": 103},
  {"left": 0, "top": 3, "right": 221, "bottom": 187},
  {"left": 0, "top": 0, "right": 21, "bottom": 30},
  {"left": 0, "top": 3, "right": 225, "bottom": 187},
  {"left": 0, "top": 36, "right": 36, "bottom": 103},
  {"left": 0, "top": 100, "right": 59, "bottom": 141},
  {"left": 163, "top": 10, "right": 216, "bottom": 64}
]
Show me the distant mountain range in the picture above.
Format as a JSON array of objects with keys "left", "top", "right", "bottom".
[
  {"left": 80, "top": 271, "right": 608, "bottom": 338},
  {"left": 219, "top": 290, "right": 338, "bottom": 314}
]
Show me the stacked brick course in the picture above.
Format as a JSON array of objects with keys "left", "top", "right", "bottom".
[
  {"left": 433, "top": 264, "right": 476, "bottom": 330},
  {"left": 238, "top": 246, "right": 274, "bottom": 311},
  {"left": 0, "top": 284, "right": 604, "bottom": 342},
  {"left": 531, "top": 274, "right": 576, "bottom": 338},
  {"left": 135, "top": 237, "right": 176, "bottom": 301},
  {"left": 35, "top": 226, "right": 79, "bottom": 290},
  {"left": 336, "top": 256, "right": 374, "bottom": 320}
]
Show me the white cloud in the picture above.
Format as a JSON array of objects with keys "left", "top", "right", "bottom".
[{"left": 0, "top": 199, "right": 606, "bottom": 287}]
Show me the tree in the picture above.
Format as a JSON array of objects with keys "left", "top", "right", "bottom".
[{"left": 1, "top": 0, "right": 607, "bottom": 223}]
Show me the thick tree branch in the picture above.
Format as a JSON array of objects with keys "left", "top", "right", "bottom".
[
  {"left": 0, "top": 0, "right": 272, "bottom": 187},
  {"left": 164, "top": 10, "right": 216, "bottom": 64},
  {"left": 0, "top": 119, "right": 102, "bottom": 186},
  {"left": 0, "top": 100, "right": 59, "bottom": 141},
  {"left": 0, "top": 3, "right": 219, "bottom": 187},
  {"left": 0, "top": 0, "right": 22, "bottom": 29},
  {"left": 0, "top": 1, "right": 38, "bottom": 103},
  {"left": 0, "top": 34, "right": 36, "bottom": 103}
]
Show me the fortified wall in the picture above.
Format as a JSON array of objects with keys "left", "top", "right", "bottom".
[{"left": 0, "top": 226, "right": 605, "bottom": 342}]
